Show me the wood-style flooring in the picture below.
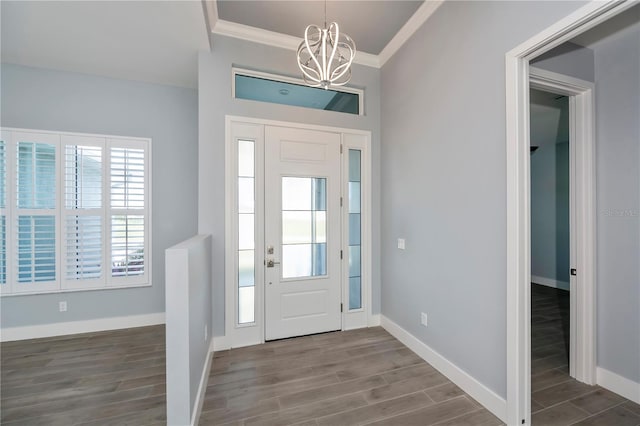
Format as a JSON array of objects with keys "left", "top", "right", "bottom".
[
  {"left": 531, "top": 283, "right": 640, "bottom": 425},
  {"left": 1, "top": 325, "right": 167, "bottom": 425},
  {"left": 2, "top": 295, "right": 638, "bottom": 425},
  {"left": 201, "top": 327, "right": 502, "bottom": 425}
]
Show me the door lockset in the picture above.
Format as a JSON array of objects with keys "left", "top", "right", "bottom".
[
  {"left": 266, "top": 259, "right": 280, "bottom": 268},
  {"left": 267, "top": 246, "right": 274, "bottom": 255}
]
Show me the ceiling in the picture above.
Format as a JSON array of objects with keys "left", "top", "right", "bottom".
[
  {"left": 530, "top": 89, "right": 569, "bottom": 148},
  {"left": 1, "top": 1, "right": 431, "bottom": 89},
  {"left": 216, "top": 1, "right": 423, "bottom": 55},
  {"left": 1, "top": 1, "right": 209, "bottom": 88}
]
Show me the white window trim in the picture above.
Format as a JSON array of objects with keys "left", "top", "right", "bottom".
[
  {"left": 0, "top": 127, "right": 152, "bottom": 297},
  {"left": 231, "top": 67, "right": 365, "bottom": 116},
  {"left": 224, "top": 116, "right": 372, "bottom": 349}
]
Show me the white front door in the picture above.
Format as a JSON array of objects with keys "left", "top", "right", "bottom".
[{"left": 264, "top": 126, "right": 342, "bottom": 340}]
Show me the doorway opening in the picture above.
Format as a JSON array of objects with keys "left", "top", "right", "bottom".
[
  {"left": 504, "top": 2, "right": 639, "bottom": 422},
  {"left": 529, "top": 87, "right": 573, "bottom": 408},
  {"left": 224, "top": 117, "right": 372, "bottom": 349}
]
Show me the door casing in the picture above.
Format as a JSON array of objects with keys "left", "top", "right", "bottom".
[
  {"left": 223, "top": 116, "right": 373, "bottom": 349},
  {"left": 505, "top": 2, "right": 637, "bottom": 424}
]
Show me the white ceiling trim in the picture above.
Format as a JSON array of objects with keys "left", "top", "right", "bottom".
[
  {"left": 207, "top": 0, "right": 444, "bottom": 69},
  {"left": 378, "top": 1, "right": 444, "bottom": 66},
  {"left": 202, "top": 0, "right": 217, "bottom": 50},
  {"left": 212, "top": 18, "right": 381, "bottom": 68}
]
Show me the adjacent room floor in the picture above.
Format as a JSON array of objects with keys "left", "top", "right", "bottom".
[{"left": 531, "top": 283, "right": 640, "bottom": 425}]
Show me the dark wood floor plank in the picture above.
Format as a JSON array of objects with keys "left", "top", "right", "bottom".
[
  {"left": 316, "top": 392, "right": 433, "bottom": 426},
  {"left": 570, "top": 404, "right": 640, "bottom": 426},
  {"left": 364, "top": 395, "right": 478, "bottom": 426},
  {"left": 569, "top": 388, "right": 626, "bottom": 415},
  {"left": 244, "top": 393, "right": 368, "bottom": 426},
  {"left": 279, "top": 374, "right": 387, "bottom": 409},
  {"left": 531, "top": 401, "right": 590, "bottom": 426},
  {"left": 434, "top": 409, "right": 503, "bottom": 426},
  {"left": 363, "top": 369, "right": 448, "bottom": 403}
]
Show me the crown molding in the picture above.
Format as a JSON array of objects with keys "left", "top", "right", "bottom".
[
  {"left": 378, "top": 0, "right": 444, "bottom": 67},
  {"left": 212, "top": 19, "right": 380, "bottom": 68},
  {"left": 201, "top": 0, "right": 218, "bottom": 50},
  {"left": 209, "top": 1, "right": 443, "bottom": 70}
]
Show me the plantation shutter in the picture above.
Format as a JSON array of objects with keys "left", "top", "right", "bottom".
[
  {"left": 13, "top": 133, "right": 60, "bottom": 293},
  {"left": 109, "top": 140, "right": 148, "bottom": 285},
  {"left": 62, "top": 137, "right": 105, "bottom": 288}
]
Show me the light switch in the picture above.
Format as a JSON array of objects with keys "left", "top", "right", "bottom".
[{"left": 397, "top": 238, "right": 405, "bottom": 250}]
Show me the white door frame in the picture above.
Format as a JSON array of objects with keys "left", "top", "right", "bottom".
[
  {"left": 224, "top": 116, "right": 373, "bottom": 349},
  {"left": 505, "top": 1, "right": 636, "bottom": 424},
  {"left": 530, "top": 67, "right": 596, "bottom": 385}
]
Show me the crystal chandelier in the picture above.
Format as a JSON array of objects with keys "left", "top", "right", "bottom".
[{"left": 296, "top": 1, "right": 356, "bottom": 89}]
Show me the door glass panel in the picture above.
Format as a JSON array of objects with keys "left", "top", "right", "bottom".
[
  {"left": 314, "top": 211, "right": 326, "bottom": 243},
  {"left": 237, "top": 140, "right": 255, "bottom": 324},
  {"left": 282, "top": 211, "right": 312, "bottom": 244},
  {"left": 238, "top": 177, "right": 254, "bottom": 213},
  {"left": 281, "top": 177, "right": 327, "bottom": 279},
  {"left": 282, "top": 177, "right": 312, "bottom": 211},
  {"left": 348, "top": 149, "right": 362, "bottom": 309}
]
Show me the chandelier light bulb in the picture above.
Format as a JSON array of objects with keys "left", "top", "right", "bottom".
[{"left": 296, "top": 21, "right": 356, "bottom": 89}]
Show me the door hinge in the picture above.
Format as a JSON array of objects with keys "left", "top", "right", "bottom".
[
  {"left": 570, "top": 268, "right": 577, "bottom": 276},
  {"left": 340, "top": 144, "right": 343, "bottom": 154},
  {"left": 340, "top": 197, "right": 343, "bottom": 207},
  {"left": 340, "top": 250, "right": 343, "bottom": 260},
  {"left": 341, "top": 303, "right": 343, "bottom": 313}
]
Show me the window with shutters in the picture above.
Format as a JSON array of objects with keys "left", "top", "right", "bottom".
[{"left": 0, "top": 129, "right": 151, "bottom": 295}]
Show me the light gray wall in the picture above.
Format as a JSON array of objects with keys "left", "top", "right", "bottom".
[
  {"left": 593, "top": 15, "right": 640, "bottom": 383},
  {"left": 0, "top": 63, "right": 198, "bottom": 327},
  {"left": 198, "top": 35, "right": 381, "bottom": 336},
  {"left": 531, "top": 141, "right": 570, "bottom": 285},
  {"left": 380, "top": 0, "right": 588, "bottom": 398},
  {"left": 532, "top": 41, "right": 595, "bottom": 82}
]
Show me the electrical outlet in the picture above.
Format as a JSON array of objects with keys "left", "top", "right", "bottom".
[
  {"left": 421, "top": 312, "right": 428, "bottom": 327},
  {"left": 204, "top": 325, "right": 208, "bottom": 342},
  {"left": 397, "top": 238, "right": 406, "bottom": 250},
  {"left": 59, "top": 301, "right": 67, "bottom": 312}
]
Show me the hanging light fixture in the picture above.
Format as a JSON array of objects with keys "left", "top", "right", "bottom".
[{"left": 296, "top": 0, "right": 356, "bottom": 89}]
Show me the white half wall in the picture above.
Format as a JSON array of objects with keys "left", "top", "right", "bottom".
[{"left": 165, "top": 235, "right": 213, "bottom": 426}]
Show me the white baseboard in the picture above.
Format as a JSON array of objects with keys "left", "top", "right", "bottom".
[
  {"left": 531, "top": 275, "right": 570, "bottom": 291},
  {"left": 369, "top": 314, "right": 381, "bottom": 327},
  {"left": 597, "top": 367, "right": 640, "bottom": 404},
  {"left": 0, "top": 313, "right": 165, "bottom": 342},
  {"left": 381, "top": 315, "right": 507, "bottom": 423},
  {"left": 213, "top": 335, "right": 231, "bottom": 351},
  {"left": 190, "top": 338, "right": 214, "bottom": 426}
]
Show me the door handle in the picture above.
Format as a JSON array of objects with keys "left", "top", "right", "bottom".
[{"left": 266, "top": 259, "right": 281, "bottom": 268}]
